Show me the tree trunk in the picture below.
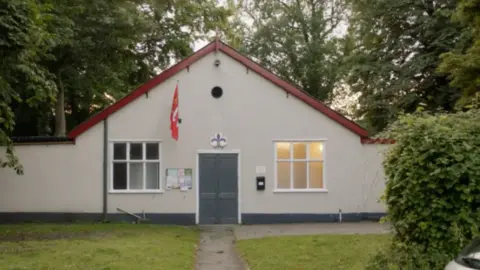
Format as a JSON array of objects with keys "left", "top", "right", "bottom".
[{"left": 54, "top": 77, "right": 66, "bottom": 137}]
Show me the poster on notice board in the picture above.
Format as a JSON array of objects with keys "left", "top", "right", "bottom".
[{"left": 166, "top": 168, "right": 192, "bottom": 190}]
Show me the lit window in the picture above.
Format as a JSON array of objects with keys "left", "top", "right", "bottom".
[
  {"left": 112, "top": 142, "right": 161, "bottom": 191},
  {"left": 275, "top": 141, "right": 325, "bottom": 190}
]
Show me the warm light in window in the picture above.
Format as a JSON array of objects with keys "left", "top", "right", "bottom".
[
  {"left": 275, "top": 141, "right": 325, "bottom": 190},
  {"left": 276, "top": 142, "right": 290, "bottom": 159},
  {"left": 309, "top": 142, "right": 323, "bottom": 160},
  {"left": 277, "top": 142, "right": 290, "bottom": 149}
]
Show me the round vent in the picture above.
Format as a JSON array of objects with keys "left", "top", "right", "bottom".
[{"left": 211, "top": 86, "right": 223, "bottom": 98}]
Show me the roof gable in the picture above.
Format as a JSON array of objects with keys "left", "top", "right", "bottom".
[{"left": 68, "top": 40, "right": 369, "bottom": 139}]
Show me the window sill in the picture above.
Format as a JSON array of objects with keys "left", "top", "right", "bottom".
[
  {"left": 109, "top": 190, "right": 165, "bottom": 194},
  {"left": 273, "top": 189, "right": 328, "bottom": 193}
]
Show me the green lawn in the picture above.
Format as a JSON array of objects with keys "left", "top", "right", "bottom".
[
  {"left": 237, "top": 234, "right": 390, "bottom": 270},
  {"left": 0, "top": 224, "right": 199, "bottom": 270}
]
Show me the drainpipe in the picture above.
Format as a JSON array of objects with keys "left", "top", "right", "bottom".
[{"left": 102, "top": 118, "right": 108, "bottom": 221}]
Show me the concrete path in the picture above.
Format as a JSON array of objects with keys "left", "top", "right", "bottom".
[
  {"left": 195, "top": 225, "right": 247, "bottom": 270},
  {"left": 234, "top": 221, "right": 390, "bottom": 240}
]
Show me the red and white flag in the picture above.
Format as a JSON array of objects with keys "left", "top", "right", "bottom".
[{"left": 170, "top": 84, "right": 179, "bottom": 141}]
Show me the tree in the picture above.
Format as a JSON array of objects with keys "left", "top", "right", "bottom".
[
  {"left": 9, "top": 0, "right": 233, "bottom": 136},
  {"left": 0, "top": 0, "right": 56, "bottom": 174},
  {"left": 438, "top": 0, "right": 480, "bottom": 109},
  {"left": 345, "top": 0, "right": 464, "bottom": 133},
  {"left": 229, "top": 0, "right": 349, "bottom": 103},
  {"left": 41, "top": 0, "right": 154, "bottom": 136},
  {"left": 1, "top": 0, "right": 233, "bottom": 174}
]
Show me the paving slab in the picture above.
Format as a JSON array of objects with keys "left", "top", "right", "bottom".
[
  {"left": 234, "top": 221, "right": 391, "bottom": 240},
  {"left": 195, "top": 225, "right": 247, "bottom": 270}
]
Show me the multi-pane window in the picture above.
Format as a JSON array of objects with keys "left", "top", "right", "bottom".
[
  {"left": 112, "top": 142, "right": 161, "bottom": 191},
  {"left": 275, "top": 141, "right": 325, "bottom": 190}
]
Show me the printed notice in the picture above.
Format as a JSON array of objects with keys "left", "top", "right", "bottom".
[
  {"left": 166, "top": 168, "right": 178, "bottom": 189},
  {"left": 184, "top": 169, "right": 193, "bottom": 189}
]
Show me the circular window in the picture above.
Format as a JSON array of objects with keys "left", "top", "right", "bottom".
[{"left": 211, "top": 86, "right": 223, "bottom": 98}]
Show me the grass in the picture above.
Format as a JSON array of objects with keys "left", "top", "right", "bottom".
[
  {"left": 0, "top": 223, "right": 200, "bottom": 270},
  {"left": 237, "top": 234, "right": 390, "bottom": 270}
]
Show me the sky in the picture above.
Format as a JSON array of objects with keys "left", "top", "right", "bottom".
[{"left": 193, "top": 39, "right": 210, "bottom": 51}]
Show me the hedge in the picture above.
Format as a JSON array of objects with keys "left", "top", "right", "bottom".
[{"left": 370, "top": 109, "right": 480, "bottom": 269}]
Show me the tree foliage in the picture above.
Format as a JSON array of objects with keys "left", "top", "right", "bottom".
[
  {"left": 376, "top": 109, "right": 480, "bottom": 268},
  {"left": 230, "top": 0, "right": 348, "bottom": 102},
  {"left": 438, "top": 0, "right": 480, "bottom": 109},
  {"left": 0, "top": 0, "right": 56, "bottom": 174},
  {"left": 346, "top": 0, "right": 465, "bottom": 133}
]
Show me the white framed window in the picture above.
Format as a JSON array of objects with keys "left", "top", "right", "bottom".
[
  {"left": 111, "top": 141, "right": 162, "bottom": 192},
  {"left": 274, "top": 140, "right": 326, "bottom": 192}
]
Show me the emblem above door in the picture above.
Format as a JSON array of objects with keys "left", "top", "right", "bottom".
[{"left": 210, "top": 133, "right": 227, "bottom": 149}]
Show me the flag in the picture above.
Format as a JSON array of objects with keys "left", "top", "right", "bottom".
[{"left": 170, "top": 84, "right": 179, "bottom": 141}]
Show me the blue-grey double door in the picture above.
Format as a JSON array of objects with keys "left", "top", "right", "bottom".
[{"left": 199, "top": 153, "right": 238, "bottom": 224}]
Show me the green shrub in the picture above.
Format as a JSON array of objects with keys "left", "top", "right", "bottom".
[
  {"left": 366, "top": 241, "right": 451, "bottom": 270},
  {"left": 380, "top": 109, "right": 480, "bottom": 265}
]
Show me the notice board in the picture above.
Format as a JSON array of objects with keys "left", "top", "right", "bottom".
[{"left": 165, "top": 168, "right": 193, "bottom": 190}]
